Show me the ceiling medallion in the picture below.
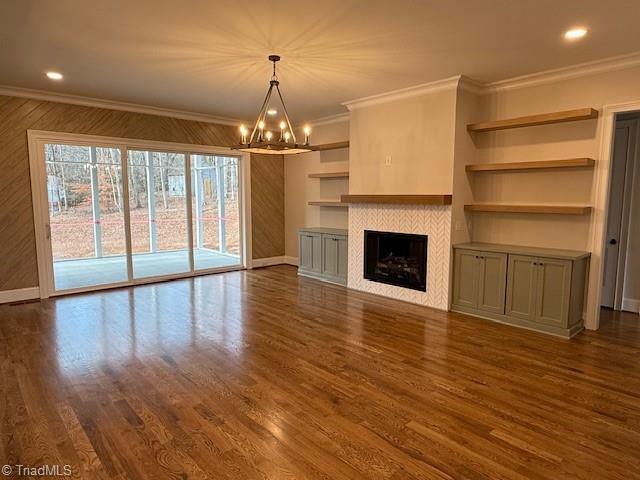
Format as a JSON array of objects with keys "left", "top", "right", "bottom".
[{"left": 232, "top": 55, "right": 315, "bottom": 155}]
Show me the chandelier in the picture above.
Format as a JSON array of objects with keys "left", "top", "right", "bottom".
[{"left": 231, "top": 55, "right": 314, "bottom": 155}]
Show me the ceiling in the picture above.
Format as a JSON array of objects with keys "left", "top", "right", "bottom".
[{"left": 1, "top": 0, "right": 640, "bottom": 122}]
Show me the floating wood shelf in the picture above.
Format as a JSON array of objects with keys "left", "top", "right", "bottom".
[
  {"left": 464, "top": 204, "right": 592, "bottom": 215},
  {"left": 313, "top": 141, "right": 349, "bottom": 151},
  {"left": 467, "top": 108, "right": 599, "bottom": 132},
  {"left": 308, "top": 171, "right": 350, "bottom": 178},
  {"left": 308, "top": 201, "right": 347, "bottom": 208},
  {"left": 466, "top": 158, "right": 596, "bottom": 172},
  {"left": 341, "top": 194, "right": 452, "bottom": 205}
]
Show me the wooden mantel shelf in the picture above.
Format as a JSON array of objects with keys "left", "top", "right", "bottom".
[
  {"left": 308, "top": 171, "right": 349, "bottom": 178},
  {"left": 465, "top": 204, "right": 592, "bottom": 215},
  {"left": 466, "top": 158, "right": 596, "bottom": 172},
  {"left": 308, "top": 201, "right": 347, "bottom": 208},
  {"left": 467, "top": 108, "right": 599, "bottom": 132},
  {"left": 341, "top": 194, "right": 452, "bottom": 205}
]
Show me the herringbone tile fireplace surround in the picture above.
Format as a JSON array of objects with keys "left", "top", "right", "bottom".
[{"left": 347, "top": 204, "right": 452, "bottom": 310}]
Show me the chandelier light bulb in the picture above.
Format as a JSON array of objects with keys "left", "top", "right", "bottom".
[
  {"left": 239, "top": 124, "right": 248, "bottom": 143},
  {"left": 265, "top": 131, "right": 273, "bottom": 141},
  {"left": 303, "top": 125, "right": 311, "bottom": 145},
  {"left": 284, "top": 131, "right": 291, "bottom": 143}
]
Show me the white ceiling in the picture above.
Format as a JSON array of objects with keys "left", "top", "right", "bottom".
[{"left": 1, "top": 0, "right": 640, "bottom": 122}]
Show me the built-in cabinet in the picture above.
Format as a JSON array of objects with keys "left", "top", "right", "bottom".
[
  {"left": 452, "top": 243, "right": 589, "bottom": 337},
  {"left": 298, "top": 228, "right": 348, "bottom": 285}
]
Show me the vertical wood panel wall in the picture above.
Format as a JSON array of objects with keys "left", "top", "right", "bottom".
[
  {"left": 250, "top": 153, "right": 285, "bottom": 259},
  {"left": 0, "top": 95, "right": 285, "bottom": 291}
]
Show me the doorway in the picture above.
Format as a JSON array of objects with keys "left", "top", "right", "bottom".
[
  {"left": 601, "top": 112, "right": 640, "bottom": 314},
  {"left": 29, "top": 131, "right": 248, "bottom": 297}
]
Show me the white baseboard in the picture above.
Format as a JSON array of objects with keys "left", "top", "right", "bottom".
[
  {"left": 0, "top": 286, "right": 40, "bottom": 304},
  {"left": 283, "top": 256, "right": 298, "bottom": 266},
  {"left": 622, "top": 298, "right": 640, "bottom": 314},
  {"left": 251, "top": 256, "right": 298, "bottom": 268}
]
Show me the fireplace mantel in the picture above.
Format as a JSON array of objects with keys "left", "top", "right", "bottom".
[{"left": 341, "top": 194, "right": 452, "bottom": 205}]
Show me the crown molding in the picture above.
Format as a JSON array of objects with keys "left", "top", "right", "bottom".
[
  {"left": 457, "top": 75, "right": 485, "bottom": 95},
  {"left": 0, "top": 85, "right": 243, "bottom": 126},
  {"left": 305, "top": 112, "right": 350, "bottom": 127},
  {"left": 342, "top": 75, "right": 461, "bottom": 111},
  {"left": 483, "top": 51, "right": 640, "bottom": 94}
]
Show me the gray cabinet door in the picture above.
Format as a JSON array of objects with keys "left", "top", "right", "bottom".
[
  {"left": 477, "top": 252, "right": 507, "bottom": 315},
  {"left": 534, "top": 258, "right": 571, "bottom": 327},
  {"left": 452, "top": 249, "right": 479, "bottom": 309},
  {"left": 336, "top": 236, "right": 348, "bottom": 280},
  {"left": 505, "top": 255, "right": 537, "bottom": 322},
  {"left": 299, "top": 232, "right": 322, "bottom": 273},
  {"left": 322, "top": 234, "right": 340, "bottom": 277}
]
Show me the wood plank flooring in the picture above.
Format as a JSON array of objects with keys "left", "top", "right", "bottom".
[{"left": 1, "top": 265, "right": 639, "bottom": 479}]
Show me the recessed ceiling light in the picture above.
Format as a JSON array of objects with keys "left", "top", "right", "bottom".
[
  {"left": 46, "top": 71, "right": 64, "bottom": 80},
  {"left": 564, "top": 27, "right": 588, "bottom": 40},
  {"left": 266, "top": 109, "right": 277, "bottom": 115}
]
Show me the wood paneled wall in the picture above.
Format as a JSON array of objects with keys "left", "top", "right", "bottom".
[
  {"left": 250, "top": 153, "right": 285, "bottom": 259},
  {"left": 0, "top": 95, "right": 284, "bottom": 291}
]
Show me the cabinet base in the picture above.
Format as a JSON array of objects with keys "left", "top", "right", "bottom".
[
  {"left": 451, "top": 305, "right": 584, "bottom": 339},
  {"left": 298, "top": 270, "right": 347, "bottom": 286}
]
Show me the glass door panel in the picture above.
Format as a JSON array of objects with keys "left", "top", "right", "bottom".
[
  {"left": 46, "top": 144, "right": 127, "bottom": 290},
  {"left": 191, "top": 154, "right": 242, "bottom": 270},
  {"left": 127, "top": 150, "right": 189, "bottom": 278}
]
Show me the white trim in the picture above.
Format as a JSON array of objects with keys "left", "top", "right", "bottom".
[
  {"left": 0, "top": 287, "right": 40, "bottom": 304},
  {"left": 586, "top": 100, "right": 640, "bottom": 330},
  {"left": 457, "top": 75, "right": 485, "bottom": 95},
  {"left": 283, "top": 256, "right": 298, "bottom": 266},
  {"left": 251, "top": 256, "right": 298, "bottom": 268},
  {"left": 484, "top": 51, "right": 640, "bottom": 94},
  {"left": 622, "top": 298, "right": 640, "bottom": 314},
  {"left": 0, "top": 85, "right": 243, "bottom": 126},
  {"left": 306, "top": 112, "right": 350, "bottom": 127},
  {"left": 342, "top": 75, "right": 461, "bottom": 111},
  {"left": 242, "top": 153, "right": 253, "bottom": 269}
]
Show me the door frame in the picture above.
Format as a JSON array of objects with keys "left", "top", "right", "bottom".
[
  {"left": 27, "top": 130, "right": 252, "bottom": 298},
  {"left": 588, "top": 100, "right": 640, "bottom": 328}
]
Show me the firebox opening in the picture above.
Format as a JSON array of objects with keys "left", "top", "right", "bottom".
[{"left": 364, "top": 230, "right": 428, "bottom": 291}]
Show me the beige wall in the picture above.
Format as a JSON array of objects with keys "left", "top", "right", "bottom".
[
  {"left": 284, "top": 121, "right": 349, "bottom": 258},
  {"left": 349, "top": 88, "right": 457, "bottom": 195},
  {"left": 451, "top": 85, "right": 481, "bottom": 246}
]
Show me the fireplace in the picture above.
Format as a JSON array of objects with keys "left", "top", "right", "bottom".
[{"left": 364, "top": 230, "right": 428, "bottom": 291}]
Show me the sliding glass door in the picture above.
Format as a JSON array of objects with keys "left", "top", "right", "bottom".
[
  {"left": 46, "top": 144, "right": 128, "bottom": 290},
  {"left": 127, "top": 150, "right": 190, "bottom": 279},
  {"left": 191, "top": 154, "right": 241, "bottom": 271},
  {"left": 34, "top": 134, "right": 245, "bottom": 295}
]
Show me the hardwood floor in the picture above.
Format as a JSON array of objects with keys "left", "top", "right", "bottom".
[{"left": 1, "top": 265, "right": 640, "bottom": 479}]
